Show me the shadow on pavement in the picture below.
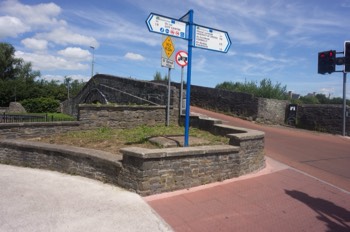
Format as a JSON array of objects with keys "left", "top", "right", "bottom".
[{"left": 285, "top": 190, "right": 350, "bottom": 232}]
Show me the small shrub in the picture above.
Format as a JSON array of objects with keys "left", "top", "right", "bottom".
[{"left": 21, "top": 97, "right": 60, "bottom": 113}]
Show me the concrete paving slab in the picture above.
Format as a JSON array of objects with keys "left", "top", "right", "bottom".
[{"left": 0, "top": 164, "right": 172, "bottom": 232}]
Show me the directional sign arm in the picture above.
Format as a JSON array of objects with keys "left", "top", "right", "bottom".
[
  {"left": 193, "top": 24, "right": 231, "bottom": 53},
  {"left": 146, "top": 13, "right": 187, "bottom": 39}
]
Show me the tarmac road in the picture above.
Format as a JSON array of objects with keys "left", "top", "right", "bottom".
[{"left": 191, "top": 106, "right": 350, "bottom": 192}]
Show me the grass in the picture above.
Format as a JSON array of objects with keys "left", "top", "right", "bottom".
[{"left": 34, "top": 125, "right": 229, "bottom": 154}]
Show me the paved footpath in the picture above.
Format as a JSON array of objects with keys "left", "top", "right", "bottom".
[
  {"left": 145, "top": 107, "right": 350, "bottom": 231},
  {"left": 145, "top": 157, "right": 350, "bottom": 232}
]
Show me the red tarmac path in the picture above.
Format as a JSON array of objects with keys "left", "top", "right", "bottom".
[{"left": 145, "top": 107, "right": 350, "bottom": 231}]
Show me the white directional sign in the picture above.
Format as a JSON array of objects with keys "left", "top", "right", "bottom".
[
  {"left": 146, "top": 13, "right": 187, "bottom": 39},
  {"left": 194, "top": 25, "right": 231, "bottom": 53}
]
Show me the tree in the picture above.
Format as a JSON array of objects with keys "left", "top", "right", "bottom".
[
  {"left": 0, "top": 42, "right": 41, "bottom": 106},
  {"left": 153, "top": 71, "right": 168, "bottom": 81},
  {"left": 153, "top": 71, "right": 162, "bottom": 81},
  {"left": 0, "top": 43, "right": 20, "bottom": 80}
]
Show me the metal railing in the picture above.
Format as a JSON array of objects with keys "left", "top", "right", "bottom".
[{"left": 0, "top": 113, "right": 74, "bottom": 123}]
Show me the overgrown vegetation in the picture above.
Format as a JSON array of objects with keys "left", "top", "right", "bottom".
[
  {"left": 215, "top": 78, "right": 288, "bottom": 100},
  {"left": 292, "top": 93, "right": 350, "bottom": 105},
  {"left": 37, "top": 125, "right": 229, "bottom": 153}
]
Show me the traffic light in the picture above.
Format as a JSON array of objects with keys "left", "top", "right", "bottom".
[
  {"left": 345, "top": 41, "right": 350, "bottom": 73},
  {"left": 318, "top": 50, "right": 336, "bottom": 74}
]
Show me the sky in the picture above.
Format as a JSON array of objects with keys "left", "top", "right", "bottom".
[{"left": 1, "top": 0, "right": 350, "bottom": 98}]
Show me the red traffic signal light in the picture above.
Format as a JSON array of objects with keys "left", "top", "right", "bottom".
[{"left": 318, "top": 50, "right": 336, "bottom": 74}]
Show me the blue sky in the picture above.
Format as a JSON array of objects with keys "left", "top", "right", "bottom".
[{"left": 1, "top": 0, "right": 350, "bottom": 98}]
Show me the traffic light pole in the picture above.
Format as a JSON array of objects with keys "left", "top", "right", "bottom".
[{"left": 342, "top": 72, "right": 347, "bottom": 136}]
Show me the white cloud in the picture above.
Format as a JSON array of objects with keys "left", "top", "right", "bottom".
[
  {"left": 42, "top": 74, "right": 89, "bottom": 83},
  {"left": 71, "top": 8, "right": 158, "bottom": 47},
  {"left": 124, "top": 52, "right": 145, "bottom": 61},
  {"left": 0, "top": 16, "right": 29, "bottom": 38},
  {"left": 0, "top": 0, "right": 64, "bottom": 29},
  {"left": 36, "top": 27, "right": 99, "bottom": 48},
  {"left": 15, "top": 51, "right": 89, "bottom": 71},
  {"left": 21, "top": 38, "right": 48, "bottom": 51},
  {"left": 58, "top": 47, "right": 91, "bottom": 61}
]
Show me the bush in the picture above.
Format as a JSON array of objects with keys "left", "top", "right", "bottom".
[
  {"left": 21, "top": 97, "right": 60, "bottom": 113},
  {"left": 215, "top": 78, "right": 288, "bottom": 100}
]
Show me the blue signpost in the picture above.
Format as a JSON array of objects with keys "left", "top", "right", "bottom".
[{"left": 146, "top": 10, "right": 231, "bottom": 146}]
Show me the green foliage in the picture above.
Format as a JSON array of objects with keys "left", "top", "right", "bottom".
[
  {"left": 215, "top": 78, "right": 288, "bottom": 100},
  {"left": 295, "top": 94, "right": 350, "bottom": 106},
  {"left": 0, "top": 42, "right": 86, "bottom": 107},
  {"left": 298, "top": 95, "right": 320, "bottom": 104},
  {"left": 153, "top": 71, "right": 168, "bottom": 81},
  {"left": 21, "top": 97, "right": 60, "bottom": 113}
]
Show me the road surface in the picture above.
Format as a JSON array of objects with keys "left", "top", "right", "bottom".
[{"left": 191, "top": 106, "right": 350, "bottom": 192}]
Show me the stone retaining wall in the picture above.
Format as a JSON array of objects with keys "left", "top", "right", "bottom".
[
  {"left": 0, "top": 105, "right": 179, "bottom": 139},
  {"left": 0, "top": 140, "right": 122, "bottom": 185},
  {"left": 296, "top": 104, "right": 350, "bottom": 135},
  {"left": 78, "top": 105, "right": 178, "bottom": 128},
  {"left": 119, "top": 117, "right": 265, "bottom": 195},
  {"left": 120, "top": 145, "right": 241, "bottom": 196},
  {"left": 0, "top": 115, "right": 265, "bottom": 196},
  {"left": 0, "top": 122, "right": 81, "bottom": 139}
]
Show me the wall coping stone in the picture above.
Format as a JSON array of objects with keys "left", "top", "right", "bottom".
[
  {"left": 78, "top": 104, "right": 167, "bottom": 111},
  {"left": 0, "top": 139, "right": 122, "bottom": 165},
  {"left": 0, "top": 121, "right": 80, "bottom": 129},
  {"left": 190, "top": 116, "right": 265, "bottom": 141},
  {"left": 121, "top": 145, "right": 239, "bottom": 159}
]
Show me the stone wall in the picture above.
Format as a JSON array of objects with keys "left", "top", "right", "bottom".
[
  {"left": 297, "top": 104, "right": 350, "bottom": 135},
  {"left": 0, "top": 113, "right": 265, "bottom": 196},
  {"left": 0, "top": 105, "right": 179, "bottom": 139},
  {"left": 119, "top": 145, "right": 241, "bottom": 196},
  {"left": 185, "top": 84, "right": 259, "bottom": 120},
  {"left": 257, "top": 98, "right": 289, "bottom": 124},
  {"left": 0, "top": 122, "right": 81, "bottom": 139},
  {"left": 62, "top": 74, "right": 179, "bottom": 118},
  {"left": 0, "top": 140, "right": 122, "bottom": 185},
  {"left": 78, "top": 105, "right": 178, "bottom": 129},
  {"left": 173, "top": 83, "right": 288, "bottom": 124},
  {"left": 120, "top": 116, "right": 265, "bottom": 195}
]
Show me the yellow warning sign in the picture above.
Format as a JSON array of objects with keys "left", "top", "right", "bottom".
[{"left": 162, "top": 36, "right": 175, "bottom": 58}]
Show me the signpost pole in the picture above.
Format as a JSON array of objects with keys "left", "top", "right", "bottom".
[
  {"left": 342, "top": 72, "right": 347, "bottom": 136},
  {"left": 167, "top": 67, "right": 171, "bottom": 126},
  {"left": 184, "top": 10, "right": 194, "bottom": 147},
  {"left": 180, "top": 66, "right": 184, "bottom": 116}
]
